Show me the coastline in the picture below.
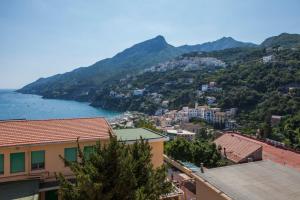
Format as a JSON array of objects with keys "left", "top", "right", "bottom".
[{"left": 0, "top": 90, "right": 122, "bottom": 120}]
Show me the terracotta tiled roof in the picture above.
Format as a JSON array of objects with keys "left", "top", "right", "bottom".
[
  {"left": 214, "top": 133, "right": 262, "bottom": 163},
  {"left": 229, "top": 132, "right": 300, "bottom": 171},
  {"left": 0, "top": 118, "right": 112, "bottom": 147}
]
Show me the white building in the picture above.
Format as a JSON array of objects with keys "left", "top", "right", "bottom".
[
  {"left": 133, "top": 88, "right": 145, "bottom": 96},
  {"left": 201, "top": 84, "right": 209, "bottom": 92},
  {"left": 206, "top": 96, "right": 216, "bottom": 105},
  {"left": 175, "top": 110, "right": 189, "bottom": 123},
  {"left": 166, "top": 129, "right": 196, "bottom": 141},
  {"left": 188, "top": 108, "right": 200, "bottom": 119},
  {"left": 162, "top": 100, "right": 169, "bottom": 108},
  {"left": 262, "top": 55, "right": 274, "bottom": 63}
]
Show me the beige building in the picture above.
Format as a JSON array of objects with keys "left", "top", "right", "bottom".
[{"left": 0, "top": 118, "right": 168, "bottom": 200}]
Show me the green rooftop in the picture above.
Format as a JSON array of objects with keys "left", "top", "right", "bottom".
[{"left": 114, "top": 128, "right": 166, "bottom": 141}]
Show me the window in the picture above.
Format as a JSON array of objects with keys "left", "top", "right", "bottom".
[
  {"left": 31, "top": 150, "right": 45, "bottom": 170},
  {"left": 10, "top": 152, "right": 25, "bottom": 173},
  {"left": 84, "top": 146, "right": 95, "bottom": 160},
  {"left": 64, "top": 147, "right": 77, "bottom": 162},
  {"left": 0, "top": 154, "right": 4, "bottom": 175}
]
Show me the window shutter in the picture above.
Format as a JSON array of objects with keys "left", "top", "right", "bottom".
[
  {"left": 84, "top": 146, "right": 95, "bottom": 159},
  {"left": 31, "top": 151, "right": 45, "bottom": 164},
  {"left": 64, "top": 148, "right": 77, "bottom": 162},
  {"left": 10, "top": 152, "right": 25, "bottom": 173},
  {"left": 0, "top": 154, "right": 4, "bottom": 174}
]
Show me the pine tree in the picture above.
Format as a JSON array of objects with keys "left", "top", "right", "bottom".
[{"left": 57, "top": 136, "right": 172, "bottom": 200}]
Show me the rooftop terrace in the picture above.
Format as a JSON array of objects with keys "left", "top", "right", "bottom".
[
  {"left": 196, "top": 160, "right": 300, "bottom": 200},
  {"left": 114, "top": 128, "right": 167, "bottom": 142}
]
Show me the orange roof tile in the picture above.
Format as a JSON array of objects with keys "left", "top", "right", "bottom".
[
  {"left": 227, "top": 132, "right": 300, "bottom": 171},
  {"left": 0, "top": 118, "right": 112, "bottom": 147},
  {"left": 214, "top": 133, "right": 262, "bottom": 163}
]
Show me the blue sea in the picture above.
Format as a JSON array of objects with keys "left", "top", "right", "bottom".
[{"left": 0, "top": 89, "right": 121, "bottom": 120}]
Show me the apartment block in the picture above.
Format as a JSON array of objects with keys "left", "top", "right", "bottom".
[{"left": 0, "top": 118, "right": 168, "bottom": 200}]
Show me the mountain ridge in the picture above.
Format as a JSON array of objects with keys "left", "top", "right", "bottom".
[
  {"left": 18, "top": 33, "right": 300, "bottom": 102},
  {"left": 261, "top": 33, "right": 300, "bottom": 48},
  {"left": 178, "top": 36, "right": 257, "bottom": 52}
]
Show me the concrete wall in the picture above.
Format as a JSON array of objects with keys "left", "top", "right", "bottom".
[
  {"left": 195, "top": 178, "right": 231, "bottom": 200},
  {"left": 239, "top": 147, "right": 263, "bottom": 163},
  {"left": 149, "top": 140, "right": 164, "bottom": 168}
]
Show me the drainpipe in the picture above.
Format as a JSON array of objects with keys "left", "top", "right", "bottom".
[{"left": 27, "top": 147, "right": 30, "bottom": 176}]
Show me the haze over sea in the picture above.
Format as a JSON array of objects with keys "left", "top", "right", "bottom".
[{"left": 0, "top": 89, "right": 120, "bottom": 120}]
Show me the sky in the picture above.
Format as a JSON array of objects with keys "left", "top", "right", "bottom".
[{"left": 1, "top": 0, "right": 300, "bottom": 89}]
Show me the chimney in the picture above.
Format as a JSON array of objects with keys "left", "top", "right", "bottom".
[
  {"left": 223, "top": 147, "right": 227, "bottom": 158},
  {"left": 200, "top": 163, "right": 204, "bottom": 173}
]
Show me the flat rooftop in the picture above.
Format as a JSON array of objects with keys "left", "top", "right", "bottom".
[
  {"left": 0, "top": 118, "right": 111, "bottom": 147},
  {"left": 196, "top": 160, "right": 300, "bottom": 200},
  {"left": 114, "top": 128, "right": 167, "bottom": 142}
]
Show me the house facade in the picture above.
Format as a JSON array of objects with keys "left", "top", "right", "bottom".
[{"left": 0, "top": 118, "right": 168, "bottom": 200}]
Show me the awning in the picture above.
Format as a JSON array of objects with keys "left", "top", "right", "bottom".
[{"left": 0, "top": 179, "right": 39, "bottom": 200}]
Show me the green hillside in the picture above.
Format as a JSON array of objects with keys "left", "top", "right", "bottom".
[
  {"left": 94, "top": 45, "right": 300, "bottom": 149},
  {"left": 18, "top": 35, "right": 256, "bottom": 100}
]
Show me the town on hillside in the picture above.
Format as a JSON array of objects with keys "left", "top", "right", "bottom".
[{"left": 2, "top": 1, "right": 300, "bottom": 199}]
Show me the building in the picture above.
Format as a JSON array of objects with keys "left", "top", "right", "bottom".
[
  {"left": 201, "top": 84, "right": 208, "bottom": 92},
  {"left": 0, "top": 118, "right": 167, "bottom": 200},
  {"left": 214, "top": 133, "right": 263, "bottom": 163},
  {"left": 166, "top": 129, "right": 196, "bottom": 141},
  {"left": 162, "top": 100, "right": 169, "bottom": 108},
  {"left": 271, "top": 115, "right": 282, "bottom": 126},
  {"left": 180, "top": 123, "right": 202, "bottom": 134},
  {"left": 133, "top": 88, "right": 145, "bottom": 96},
  {"left": 213, "top": 111, "right": 226, "bottom": 125},
  {"left": 195, "top": 160, "right": 300, "bottom": 200},
  {"left": 230, "top": 132, "right": 300, "bottom": 171},
  {"left": 114, "top": 128, "right": 168, "bottom": 168},
  {"left": 206, "top": 96, "right": 216, "bottom": 105},
  {"left": 188, "top": 108, "right": 200, "bottom": 119},
  {"left": 175, "top": 110, "right": 189, "bottom": 123},
  {"left": 225, "top": 119, "right": 237, "bottom": 130},
  {"left": 262, "top": 55, "right": 274, "bottom": 63}
]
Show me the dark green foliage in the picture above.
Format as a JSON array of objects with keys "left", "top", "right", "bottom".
[
  {"left": 272, "top": 112, "right": 300, "bottom": 149},
  {"left": 57, "top": 136, "right": 172, "bottom": 200},
  {"left": 135, "top": 119, "right": 162, "bottom": 133},
  {"left": 164, "top": 138, "right": 227, "bottom": 168},
  {"left": 178, "top": 37, "right": 257, "bottom": 52},
  {"left": 261, "top": 33, "right": 300, "bottom": 48}
]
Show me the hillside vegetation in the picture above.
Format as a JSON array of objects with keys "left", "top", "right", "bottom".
[
  {"left": 95, "top": 43, "right": 300, "bottom": 149},
  {"left": 18, "top": 33, "right": 300, "bottom": 149},
  {"left": 18, "top": 35, "right": 256, "bottom": 100}
]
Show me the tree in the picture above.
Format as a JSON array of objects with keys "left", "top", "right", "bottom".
[
  {"left": 165, "top": 138, "right": 226, "bottom": 168},
  {"left": 135, "top": 119, "right": 162, "bottom": 133},
  {"left": 164, "top": 138, "right": 193, "bottom": 162},
  {"left": 57, "top": 136, "right": 172, "bottom": 200}
]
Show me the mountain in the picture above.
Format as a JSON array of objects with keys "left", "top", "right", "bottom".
[
  {"left": 260, "top": 33, "right": 300, "bottom": 48},
  {"left": 19, "top": 35, "right": 185, "bottom": 100},
  {"left": 178, "top": 37, "right": 257, "bottom": 52},
  {"left": 19, "top": 35, "right": 256, "bottom": 100}
]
